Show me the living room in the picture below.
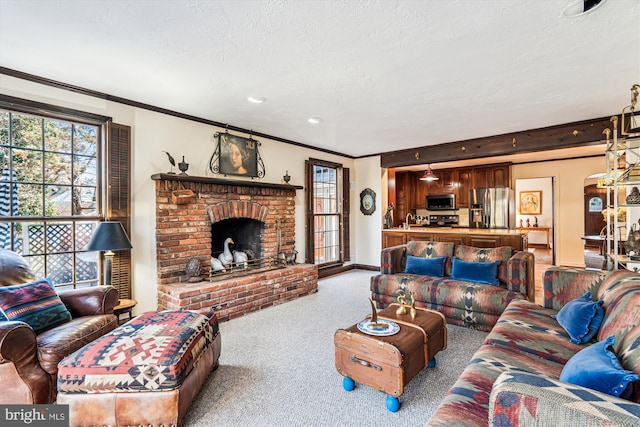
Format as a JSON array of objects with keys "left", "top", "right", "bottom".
[{"left": 1, "top": 1, "right": 639, "bottom": 426}]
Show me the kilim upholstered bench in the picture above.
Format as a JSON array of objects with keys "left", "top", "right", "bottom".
[{"left": 57, "top": 309, "right": 221, "bottom": 427}]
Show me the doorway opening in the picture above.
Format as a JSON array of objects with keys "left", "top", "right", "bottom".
[{"left": 515, "top": 177, "right": 556, "bottom": 267}]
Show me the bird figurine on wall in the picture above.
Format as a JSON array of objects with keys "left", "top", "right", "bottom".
[
  {"left": 233, "top": 250, "right": 248, "bottom": 269},
  {"left": 163, "top": 151, "right": 176, "bottom": 174},
  {"left": 218, "top": 238, "right": 234, "bottom": 266},
  {"left": 210, "top": 257, "right": 226, "bottom": 273}
]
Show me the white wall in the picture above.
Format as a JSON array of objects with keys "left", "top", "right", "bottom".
[
  {"left": 512, "top": 157, "right": 603, "bottom": 267},
  {"left": 515, "top": 177, "right": 553, "bottom": 246},
  {"left": 353, "top": 156, "right": 383, "bottom": 266},
  {"left": 0, "top": 75, "right": 363, "bottom": 314}
]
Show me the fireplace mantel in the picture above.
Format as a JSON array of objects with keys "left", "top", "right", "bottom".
[{"left": 151, "top": 173, "right": 303, "bottom": 190}]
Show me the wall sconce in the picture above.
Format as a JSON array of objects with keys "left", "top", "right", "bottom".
[{"left": 419, "top": 165, "right": 439, "bottom": 181}]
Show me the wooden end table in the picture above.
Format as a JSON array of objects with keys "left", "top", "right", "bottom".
[{"left": 113, "top": 298, "right": 137, "bottom": 325}]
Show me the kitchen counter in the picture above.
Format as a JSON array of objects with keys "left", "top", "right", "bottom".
[{"left": 382, "top": 227, "right": 528, "bottom": 251}]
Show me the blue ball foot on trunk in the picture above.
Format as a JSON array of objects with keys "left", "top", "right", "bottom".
[
  {"left": 428, "top": 357, "right": 436, "bottom": 368},
  {"left": 343, "top": 377, "right": 355, "bottom": 391},
  {"left": 386, "top": 395, "right": 400, "bottom": 412}
]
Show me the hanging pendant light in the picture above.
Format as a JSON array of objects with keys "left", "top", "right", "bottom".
[{"left": 419, "top": 165, "right": 439, "bottom": 181}]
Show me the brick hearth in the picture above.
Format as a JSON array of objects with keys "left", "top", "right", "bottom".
[{"left": 152, "top": 174, "right": 318, "bottom": 320}]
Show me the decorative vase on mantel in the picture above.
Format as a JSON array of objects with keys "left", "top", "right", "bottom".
[{"left": 627, "top": 187, "right": 640, "bottom": 205}]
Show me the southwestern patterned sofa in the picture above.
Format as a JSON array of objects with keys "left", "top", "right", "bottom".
[
  {"left": 427, "top": 267, "right": 640, "bottom": 426},
  {"left": 370, "top": 241, "right": 534, "bottom": 331}
]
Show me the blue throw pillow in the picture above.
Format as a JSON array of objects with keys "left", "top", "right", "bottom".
[
  {"left": 404, "top": 255, "right": 447, "bottom": 277},
  {"left": 449, "top": 257, "right": 500, "bottom": 285},
  {"left": 553, "top": 291, "right": 604, "bottom": 344},
  {"left": 560, "top": 335, "right": 640, "bottom": 399}
]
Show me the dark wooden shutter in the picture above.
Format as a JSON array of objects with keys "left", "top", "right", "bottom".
[
  {"left": 305, "top": 160, "right": 314, "bottom": 264},
  {"left": 106, "top": 122, "right": 132, "bottom": 299},
  {"left": 342, "top": 167, "right": 350, "bottom": 262}
]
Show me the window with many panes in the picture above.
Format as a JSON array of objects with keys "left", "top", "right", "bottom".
[
  {"left": 0, "top": 108, "right": 102, "bottom": 290},
  {"left": 313, "top": 164, "right": 341, "bottom": 264}
]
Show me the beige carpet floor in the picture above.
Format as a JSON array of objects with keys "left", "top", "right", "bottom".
[{"left": 183, "top": 270, "right": 487, "bottom": 427}]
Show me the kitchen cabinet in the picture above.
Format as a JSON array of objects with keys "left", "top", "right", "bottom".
[
  {"left": 422, "top": 169, "right": 456, "bottom": 195},
  {"left": 394, "top": 171, "right": 412, "bottom": 227},
  {"left": 410, "top": 231, "right": 436, "bottom": 242},
  {"left": 382, "top": 229, "right": 528, "bottom": 251},
  {"left": 467, "top": 235, "right": 503, "bottom": 248},
  {"left": 473, "top": 164, "right": 511, "bottom": 188},
  {"left": 382, "top": 231, "right": 407, "bottom": 248},
  {"left": 456, "top": 168, "right": 472, "bottom": 208},
  {"left": 488, "top": 164, "right": 511, "bottom": 187},
  {"left": 391, "top": 163, "right": 511, "bottom": 215},
  {"left": 434, "top": 233, "right": 465, "bottom": 246},
  {"left": 413, "top": 171, "right": 427, "bottom": 209},
  {"left": 437, "top": 170, "right": 456, "bottom": 194}
]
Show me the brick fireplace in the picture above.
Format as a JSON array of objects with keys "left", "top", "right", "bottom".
[{"left": 152, "top": 174, "right": 318, "bottom": 321}]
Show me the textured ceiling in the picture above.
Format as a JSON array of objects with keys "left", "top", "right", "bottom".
[{"left": 0, "top": 0, "right": 638, "bottom": 158}]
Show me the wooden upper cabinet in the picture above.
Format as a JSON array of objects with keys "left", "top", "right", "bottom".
[
  {"left": 394, "top": 171, "right": 412, "bottom": 226},
  {"left": 488, "top": 164, "right": 511, "bottom": 187},
  {"left": 472, "top": 164, "right": 511, "bottom": 189},
  {"left": 419, "top": 168, "right": 457, "bottom": 196},
  {"left": 438, "top": 169, "right": 456, "bottom": 194},
  {"left": 456, "top": 168, "right": 472, "bottom": 208},
  {"left": 394, "top": 164, "right": 511, "bottom": 215},
  {"left": 472, "top": 167, "right": 489, "bottom": 189},
  {"left": 413, "top": 172, "right": 427, "bottom": 208}
]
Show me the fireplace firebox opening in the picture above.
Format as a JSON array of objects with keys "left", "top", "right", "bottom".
[{"left": 212, "top": 218, "right": 264, "bottom": 264}]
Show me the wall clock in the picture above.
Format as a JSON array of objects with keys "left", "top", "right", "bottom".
[{"left": 360, "top": 188, "right": 376, "bottom": 215}]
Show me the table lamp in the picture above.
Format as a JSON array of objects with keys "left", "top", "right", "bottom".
[{"left": 87, "top": 221, "right": 132, "bottom": 286}]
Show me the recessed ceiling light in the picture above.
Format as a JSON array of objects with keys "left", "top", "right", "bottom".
[
  {"left": 562, "top": 0, "right": 606, "bottom": 18},
  {"left": 247, "top": 96, "right": 265, "bottom": 104},
  {"left": 308, "top": 117, "right": 323, "bottom": 124}
]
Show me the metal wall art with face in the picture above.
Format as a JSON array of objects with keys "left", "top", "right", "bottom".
[{"left": 209, "top": 132, "right": 265, "bottom": 178}]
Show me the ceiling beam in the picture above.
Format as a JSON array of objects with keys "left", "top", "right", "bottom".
[{"left": 380, "top": 116, "right": 616, "bottom": 168}]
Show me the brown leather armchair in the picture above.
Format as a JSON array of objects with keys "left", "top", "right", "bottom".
[{"left": 0, "top": 250, "right": 119, "bottom": 404}]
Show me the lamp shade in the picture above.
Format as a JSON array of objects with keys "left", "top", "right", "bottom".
[
  {"left": 419, "top": 165, "right": 439, "bottom": 181},
  {"left": 87, "top": 221, "right": 132, "bottom": 252}
]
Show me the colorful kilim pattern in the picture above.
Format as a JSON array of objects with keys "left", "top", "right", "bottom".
[
  {"left": 489, "top": 372, "right": 640, "bottom": 426},
  {"left": 57, "top": 310, "right": 219, "bottom": 393},
  {"left": 542, "top": 267, "right": 606, "bottom": 310},
  {"left": 0, "top": 278, "right": 71, "bottom": 333},
  {"left": 373, "top": 241, "right": 530, "bottom": 332},
  {"left": 428, "top": 268, "right": 640, "bottom": 426},
  {"left": 371, "top": 274, "right": 525, "bottom": 331}
]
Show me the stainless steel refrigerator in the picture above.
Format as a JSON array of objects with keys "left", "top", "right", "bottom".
[{"left": 469, "top": 187, "right": 515, "bottom": 229}]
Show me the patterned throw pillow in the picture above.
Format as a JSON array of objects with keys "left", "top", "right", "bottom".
[
  {"left": 553, "top": 291, "right": 604, "bottom": 344},
  {"left": 0, "top": 278, "right": 72, "bottom": 333}
]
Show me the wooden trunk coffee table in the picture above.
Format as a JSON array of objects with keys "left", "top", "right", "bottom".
[{"left": 334, "top": 303, "right": 447, "bottom": 412}]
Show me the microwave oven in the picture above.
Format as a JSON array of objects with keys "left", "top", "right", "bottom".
[{"left": 426, "top": 194, "right": 456, "bottom": 210}]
